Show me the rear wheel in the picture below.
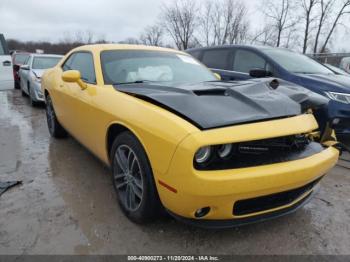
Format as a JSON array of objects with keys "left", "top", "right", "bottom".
[
  {"left": 45, "top": 95, "right": 67, "bottom": 138},
  {"left": 110, "top": 131, "right": 161, "bottom": 223}
]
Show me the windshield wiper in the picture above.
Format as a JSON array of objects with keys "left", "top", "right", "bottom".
[{"left": 113, "top": 80, "right": 151, "bottom": 85}]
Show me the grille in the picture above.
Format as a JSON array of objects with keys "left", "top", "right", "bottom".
[
  {"left": 233, "top": 177, "right": 322, "bottom": 216},
  {"left": 195, "top": 135, "right": 324, "bottom": 170}
]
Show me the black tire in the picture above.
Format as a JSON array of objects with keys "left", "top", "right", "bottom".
[
  {"left": 28, "top": 84, "right": 39, "bottom": 107},
  {"left": 15, "top": 80, "right": 20, "bottom": 89},
  {"left": 110, "top": 131, "right": 161, "bottom": 224},
  {"left": 45, "top": 95, "right": 67, "bottom": 138}
]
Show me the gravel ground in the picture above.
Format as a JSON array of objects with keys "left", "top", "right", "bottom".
[{"left": 0, "top": 89, "right": 349, "bottom": 255}]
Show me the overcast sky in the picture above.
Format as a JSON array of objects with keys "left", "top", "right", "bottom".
[{"left": 0, "top": 0, "right": 349, "bottom": 52}]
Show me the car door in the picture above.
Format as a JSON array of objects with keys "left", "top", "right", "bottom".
[
  {"left": 19, "top": 56, "right": 32, "bottom": 93},
  {"left": 231, "top": 49, "right": 272, "bottom": 80},
  {"left": 58, "top": 51, "right": 98, "bottom": 150},
  {"left": 0, "top": 34, "right": 14, "bottom": 90}
]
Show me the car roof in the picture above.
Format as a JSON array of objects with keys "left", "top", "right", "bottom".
[
  {"left": 70, "top": 44, "right": 185, "bottom": 55},
  {"left": 30, "top": 54, "right": 63, "bottom": 58},
  {"left": 186, "top": 44, "right": 293, "bottom": 53}
]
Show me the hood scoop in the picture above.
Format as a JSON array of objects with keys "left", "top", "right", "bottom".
[{"left": 193, "top": 88, "right": 227, "bottom": 96}]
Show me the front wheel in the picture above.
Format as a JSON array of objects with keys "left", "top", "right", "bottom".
[
  {"left": 45, "top": 95, "right": 67, "bottom": 138},
  {"left": 110, "top": 131, "right": 161, "bottom": 224}
]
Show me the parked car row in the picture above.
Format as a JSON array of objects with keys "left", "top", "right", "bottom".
[
  {"left": 187, "top": 45, "right": 350, "bottom": 135},
  {"left": 18, "top": 53, "right": 63, "bottom": 106},
  {"left": 0, "top": 33, "right": 63, "bottom": 104}
]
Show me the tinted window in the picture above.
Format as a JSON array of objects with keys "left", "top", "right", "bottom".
[
  {"left": 202, "top": 49, "right": 230, "bottom": 69},
  {"left": 101, "top": 50, "right": 216, "bottom": 85},
  {"left": 32, "top": 56, "right": 61, "bottom": 69},
  {"left": 188, "top": 50, "right": 201, "bottom": 59},
  {"left": 233, "top": 50, "right": 267, "bottom": 73},
  {"left": 63, "top": 52, "right": 96, "bottom": 83}
]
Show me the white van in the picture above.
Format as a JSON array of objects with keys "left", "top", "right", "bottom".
[
  {"left": 340, "top": 57, "right": 350, "bottom": 74},
  {"left": 0, "top": 34, "right": 14, "bottom": 90}
]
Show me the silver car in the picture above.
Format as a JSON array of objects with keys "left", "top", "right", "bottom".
[{"left": 19, "top": 54, "right": 63, "bottom": 106}]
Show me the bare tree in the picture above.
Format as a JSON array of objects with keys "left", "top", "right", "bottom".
[
  {"left": 300, "top": 0, "right": 319, "bottom": 53},
  {"left": 162, "top": 0, "right": 198, "bottom": 50},
  {"left": 197, "top": 0, "right": 249, "bottom": 46},
  {"left": 140, "top": 24, "right": 163, "bottom": 46},
  {"left": 250, "top": 24, "right": 276, "bottom": 46},
  {"left": 261, "top": 0, "right": 296, "bottom": 47},
  {"left": 320, "top": 0, "right": 350, "bottom": 53},
  {"left": 118, "top": 37, "right": 141, "bottom": 45},
  {"left": 198, "top": 0, "right": 214, "bottom": 46},
  {"left": 314, "top": 0, "right": 334, "bottom": 53}
]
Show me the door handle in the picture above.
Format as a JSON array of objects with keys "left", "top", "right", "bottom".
[{"left": 2, "top": 60, "right": 11, "bottom": 66}]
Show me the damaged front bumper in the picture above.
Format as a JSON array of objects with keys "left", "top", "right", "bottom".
[{"left": 155, "top": 114, "right": 339, "bottom": 227}]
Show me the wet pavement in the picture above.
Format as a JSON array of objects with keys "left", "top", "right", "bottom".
[{"left": 0, "top": 89, "right": 349, "bottom": 255}]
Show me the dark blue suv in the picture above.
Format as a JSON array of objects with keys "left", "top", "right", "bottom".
[{"left": 187, "top": 45, "right": 350, "bottom": 135}]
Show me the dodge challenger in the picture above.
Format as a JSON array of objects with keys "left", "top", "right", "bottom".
[{"left": 41, "top": 44, "right": 339, "bottom": 228}]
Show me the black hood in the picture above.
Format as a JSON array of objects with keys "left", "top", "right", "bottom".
[{"left": 115, "top": 79, "right": 328, "bottom": 130}]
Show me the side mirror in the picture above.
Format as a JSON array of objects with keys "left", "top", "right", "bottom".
[
  {"left": 249, "top": 68, "right": 272, "bottom": 78},
  {"left": 62, "top": 70, "right": 87, "bottom": 90},
  {"left": 20, "top": 65, "right": 30, "bottom": 70},
  {"left": 214, "top": 73, "right": 221, "bottom": 80}
]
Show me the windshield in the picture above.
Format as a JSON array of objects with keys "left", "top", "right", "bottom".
[
  {"left": 325, "top": 64, "right": 348, "bottom": 75},
  {"left": 101, "top": 50, "right": 216, "bottom": 85},
  {"left": 14, "top": 54, "right": 29, "bottom": 65},
  {"left": 32, "top": 56, "right": 61, "bottom": 69},
  {"left": 263, "top": 49, "right": 334, "bottom": 75}
]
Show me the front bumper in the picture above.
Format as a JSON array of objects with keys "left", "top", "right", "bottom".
[
  {"left": 155, "top": 114, "right": 339, "bottom": 224},
  {"left": 31, "top": 81, "right": 45, "bottom": 102},
  {"left": 328, "top": 100, "right": 350, "bottom": 134},
  {"left": 167, "top": 188, "right": 316, "bottom": 229}
]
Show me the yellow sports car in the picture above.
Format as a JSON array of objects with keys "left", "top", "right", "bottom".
[{"left": 42, "top": 44, "right": 339, "bottom": 228}]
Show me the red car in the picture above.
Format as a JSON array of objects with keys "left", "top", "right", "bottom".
[{"left": 12, "top": 52, "right": 30, "bottom": 89}]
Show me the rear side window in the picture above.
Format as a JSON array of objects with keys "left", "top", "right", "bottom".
[
  {"left": 201, "top": 49, "right": 231, "bottom": 70},
  {"left": 62, "top": 52, "right": 96, "bottom": 84},
  {"left": 233, "top": 49, "right": 267, "bottom": 73}
]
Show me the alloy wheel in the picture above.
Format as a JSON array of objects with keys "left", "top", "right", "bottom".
[{"left": 113, "top": 145, "right": 144, "bottom": 212}]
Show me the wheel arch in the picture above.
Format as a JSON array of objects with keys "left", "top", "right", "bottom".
[{"left": 106, "top": 122, "right": 149, "bottom": 166}]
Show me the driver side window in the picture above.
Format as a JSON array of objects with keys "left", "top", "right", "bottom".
[
  {"left": 62, "top": 52, "right": 96, "bottom": 84},
  {"left": 233, "top": 49, "right": 270, "bottom": 74}
]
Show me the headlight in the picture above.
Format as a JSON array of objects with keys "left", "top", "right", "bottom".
[
  {"left": 325, "top": 92, "right": 350, "bottom": 104},
  {"left": 32, "top": 75, "right": 41, "bottom": 83},
  {"left": 194, "top": 146, "right": 212, "bottom": 164},
  {"left": 217, "top": 144, "right": 233, "bottom": 158}
]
